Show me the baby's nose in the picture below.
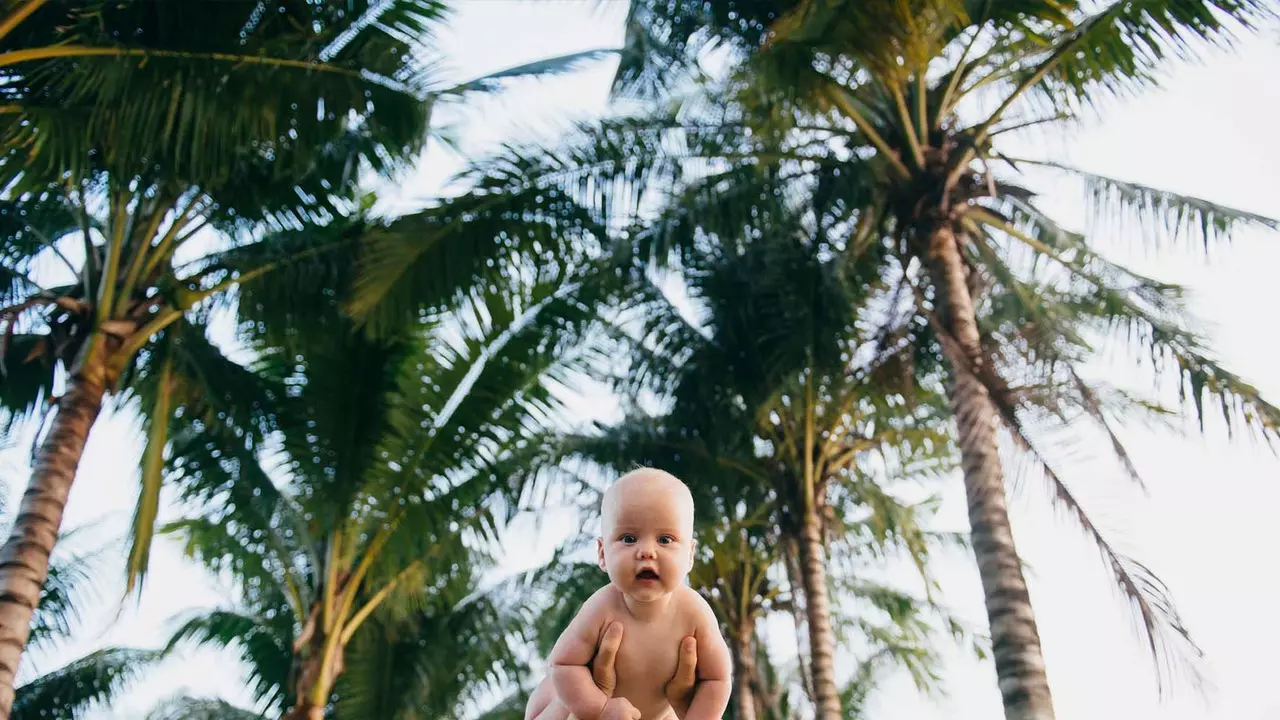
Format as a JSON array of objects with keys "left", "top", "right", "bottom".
[{"left": 636, "top": 543, "right": 657, "bottom": 559}]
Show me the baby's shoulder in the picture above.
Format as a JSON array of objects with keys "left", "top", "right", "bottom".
[
  {"left": 673, "top": 585, "right": 715, "bottom": 622},
  {"left": 582, "top": 584, "right": 626, "bottom": 611}
]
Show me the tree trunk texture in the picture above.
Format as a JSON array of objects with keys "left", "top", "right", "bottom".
[
  {"left": 926, "top": 222, "right": 1055, "bottom": 720},
  {"left": 731, "top": 623, "right": 759, "bottom": 720},
  {"left": 283, "top": 602, "right": 343, "bottom": 720},
  {"left": 0, "top": 358, "right": 108, "bottom": 717},
  {"left": 796, "top": 508, "right": 841, "bottom": 720}
]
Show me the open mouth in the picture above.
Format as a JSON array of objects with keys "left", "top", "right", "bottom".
[{"left": 636, "top": 569, "right": 660, "bottom": 581}]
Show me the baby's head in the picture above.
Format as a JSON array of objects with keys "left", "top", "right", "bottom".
[{"left": 596, "top": 467, "right": 696, "bottom": 601}]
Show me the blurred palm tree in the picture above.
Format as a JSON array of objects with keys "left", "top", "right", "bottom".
[
  {"left": 446, "top": 0, "right": 1280, "bottom": 716},
  {"left": 508, "top": 212, "right": 973, "bottom": 718},
  {"left": 150, "top": 216, "right": 611, "bottom": 719}
]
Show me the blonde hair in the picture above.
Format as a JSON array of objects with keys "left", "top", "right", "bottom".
[{"left": 600, "top": 466, "right": 695, "bottom": 535}]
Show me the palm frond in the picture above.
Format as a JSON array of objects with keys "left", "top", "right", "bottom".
[
  {"left": 0, "top": 332, "right": 56, "bottom": 434},
  {"left": 26, "top": 542, "right": 102, "bottom": 650},
  {"left": 1032, "top": 160, "right": 1280, "bottom": 251},
  {"left": 165, "top": 609, "right": 293, "bottom": 709},
  {"left": 12, "top": 648, "right": 161, "bottom": 720},
  {"left": 981, "top": 366, "right": 1204, "bottom": 692},
  {"left": 1009, "top": 0, "right": 1275, "bottom": 113},
  {"left": 3, "top": 0, "right": 446, "bottom": 183},
  {"left": 334, "top": 585, "right": 526, "bottom": 720},
  {"left": 441, "top": 49, "right": 618, "bottom": 96},
  {"left": 346, "top": 183, "right": 607, "bottom": 337},
  {"left": 145, "top": 696, "right": 265, "bottom": 720}
]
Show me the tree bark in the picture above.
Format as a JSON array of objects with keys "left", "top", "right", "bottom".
[
  {"left": 283, "top": 602, "right": 342, "bottom": 720},
  {"left": 731, "top": 623, "right": 758, "bottom": 720},
  {"left": 925, "top": 222, "right": 1055, "bottom": 720},
  {"left": 796, "top": 508, "right": 841, "bottom": 720},
  {"left": 0, "top": 355, "right": 108, "bottom": 717}
]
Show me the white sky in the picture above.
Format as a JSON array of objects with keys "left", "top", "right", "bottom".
[{"left": 4, "top": 3, "right": 1277, "bottom": 719}]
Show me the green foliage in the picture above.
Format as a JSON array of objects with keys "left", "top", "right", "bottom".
[
  {"left": 165, "top": 610, "right": 293, "bottom": 710},
  {"left": 161, "top": 210, "right": 612, "bottom": 715},
  {"left": 455, "top": 0, "right": 1280, "bottom": 695},
  {"left": 12, "top": 648, "right": 161, "bottom": 720},
  {"left": 0, "top": 0, "right": 445, "bottom": 182},
  {"left": 0, "top": 504, "right": 159, "bottom": 719},
  {"left": 145, "top": 696, "right": 266, "bottom": 720}
]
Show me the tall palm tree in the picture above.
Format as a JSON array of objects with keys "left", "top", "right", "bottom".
[
  {"left": 0, "top": 3, "right": 610, "bottom": 707},
  {"left": 514, "top": 216, "right": 963, "bottom": 718},
  {"left": 457, "top": 2, "right": 1280, "bottom": 716},
  {"left": 153, "top": 225, "right": 609, "bottom": 719},
  {"left": 0, "top": 2, "right": 447, "bottom": 707}
]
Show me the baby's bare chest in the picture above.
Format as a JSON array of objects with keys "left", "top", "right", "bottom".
[{"left": 606, "top": 613, "right": 696, "bottom": 718}]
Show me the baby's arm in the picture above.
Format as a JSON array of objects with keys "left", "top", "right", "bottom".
[
  {"left": 682, "top": 591, "right": 733, "bottom": 720},
  {"left": 548, "top": 589, "right": 613, "bottom": 720}
]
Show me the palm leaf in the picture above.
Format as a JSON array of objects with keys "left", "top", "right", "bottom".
[
  {"left": 12, "top": 648, "right": 161, "bottom": 720},
  {"left": 0, "top": 333, "right": 56, "bottom": 434},
  {"left": 346, "top": 185, "right": 607, "bottom": 337},
  {"left": 334, "top": 588, "right": 525, "bottom": 720},
  {"left": 144, "top": 696, "right": 266, "bottom": 720},
  {"left": 1029, "top": 160, "right": 1280, "bottom": 251},
  {"left": 1006, "top": 0, "right": 1275, "bottom": 113},
  {"left": 165, "top": 609, "right": 293, "bottom": 710},
  {"left": 25, "top": 539, "right": 103, "bottom": 651},
  {"left": 2, "top": 0, "right": 446, "bottom": 182},
  {"left": 123, "top": 320, "right": 286, "bottom": 593},
  {"left": 441, "top": 49, "right": 618, "bottom": 95}
]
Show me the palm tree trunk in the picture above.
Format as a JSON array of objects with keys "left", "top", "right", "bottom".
[
  {"left": 925, "top": 222, "right": 1055, "bottom": 720},
  {"left": 796, "top": 508, "right": 841, "bottom": 720},
  {"left": 0, "top": 353, "right": 108, "bottom": 717},
  {"left": 283, "top": 603, "right": 342, "bottom": 720},
  {"left": 731, "top": 622, "right": 759, "bottom": 720},
  {"left": 783, "top": 540, "right": 813, "bottom": 702}
]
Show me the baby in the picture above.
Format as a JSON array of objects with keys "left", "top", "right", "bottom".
[{"left": 526, "top": 467, "right": 732, "bottom": 720}]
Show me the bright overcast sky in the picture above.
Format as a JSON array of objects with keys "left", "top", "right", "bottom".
[{"left": 5, "top": 3, "right": 1277, "bottom": 719}]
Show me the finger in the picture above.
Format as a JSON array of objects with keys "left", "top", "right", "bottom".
[
  {"left": 595, "top": 621, "right": 623, "bottom": 668},
  {"left": 673, "top": 635, "right": 698, "bottom": 688}
]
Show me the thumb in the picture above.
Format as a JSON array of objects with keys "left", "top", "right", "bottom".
[
  {"left": 673, "top": 635, "right": 698, "bottom": 688},
  {"left": 595, "top": 621, "right": 623, "bottom": 668}
]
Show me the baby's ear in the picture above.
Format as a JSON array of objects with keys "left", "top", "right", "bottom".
[{"left": 596, "top": 537, "right": 607, "bottom": 571}]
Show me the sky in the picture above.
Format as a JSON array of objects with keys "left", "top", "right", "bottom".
[{"left": 4, "top": 3, "right": 1279, "bottom": 719}]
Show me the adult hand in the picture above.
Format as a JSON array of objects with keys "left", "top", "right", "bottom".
[
  {"left": 599, "top": 697, "right": 641, "bottom": 720},
  {"left": 584, "top": 624, "right": 698, "bottom": 719},
  {"left": 663, "top": 635, "right": 699, "bottom": 718},
  {"left": 590, "top": 621, "right": 625, "bottom": 698}
]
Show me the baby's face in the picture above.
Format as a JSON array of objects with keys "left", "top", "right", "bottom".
[{"left": 597, "top": 470, "right": 696, "bottom": 603}]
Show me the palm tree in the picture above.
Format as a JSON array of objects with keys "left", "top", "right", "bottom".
[
  {"left": 0, "top": 2, "right": 611, "bottom": 708},
  {"left": 153, "top": 228, "right": 608, "bottom": 719},
  {"left": 512, "top": 216, "right": 964, "bottom": 718},
  {"left": 459, "top": 2, "right": 1280, "bottom": 716},
  {"left": 0, "top": 2, "right": 447, "bottom": 707}
]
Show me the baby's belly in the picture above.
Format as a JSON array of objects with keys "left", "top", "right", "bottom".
[
  {"left": 612, "top": 681, "right": 672, "bottom": 720},
  {"left": 612, "top": 628, "right": 681, "bottom": 719}
]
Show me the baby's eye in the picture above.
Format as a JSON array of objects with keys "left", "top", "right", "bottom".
[
  {"left": 620, "top": 534, "right": 637, "bottom": 544},
  {"left": 658, "top": 535, "right": 675, "bottom": 545}
]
